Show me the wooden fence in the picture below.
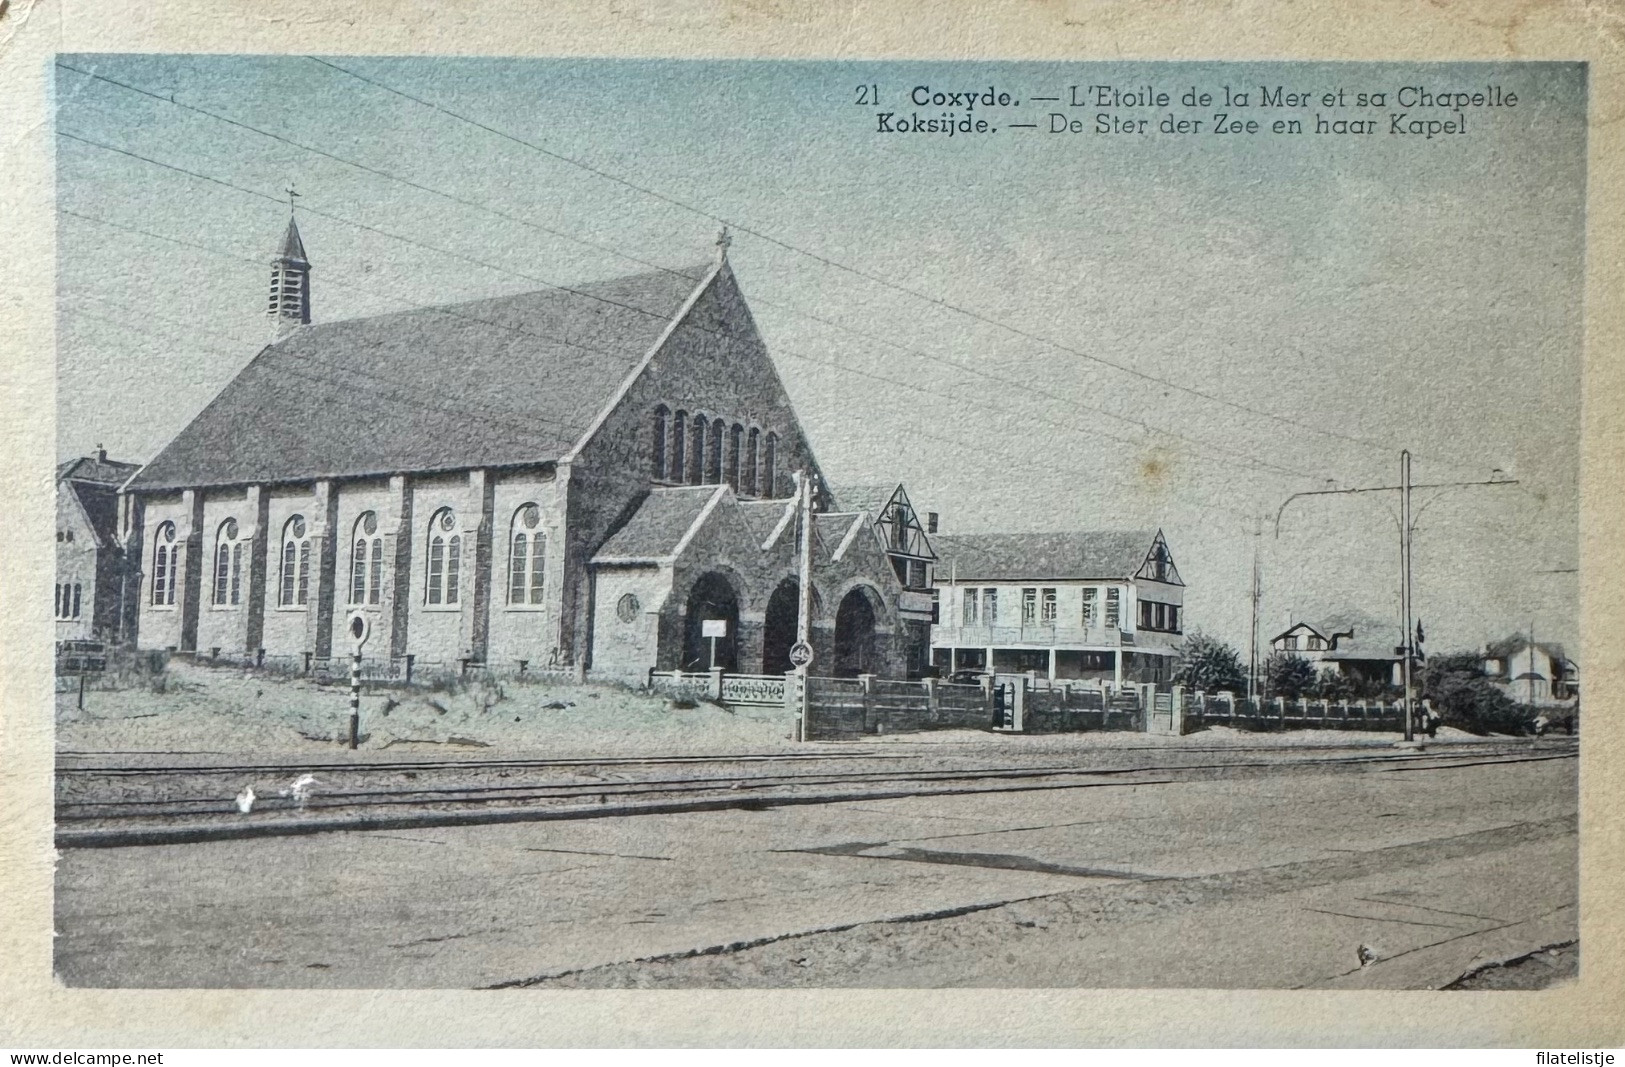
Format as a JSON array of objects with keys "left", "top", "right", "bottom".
[
  {"left": 1185, "top": 691, "right": 1407, "bottom": 732},
  {"left": 802, "top": 676, "right": 997, "bottom": 739}
]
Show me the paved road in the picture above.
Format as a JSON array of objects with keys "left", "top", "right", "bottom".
[{"left": 55, "top": 745, "right": 1576, "bottom": 988}]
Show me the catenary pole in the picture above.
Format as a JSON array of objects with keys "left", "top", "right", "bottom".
[
  {"left": 796, "top": 470, "right": 813, "bottom": 651},
  {"left": 1401, "top": 449, "right": 1415, "bottom": 743},
  {"left": 1248, "top": 519, "right": 1261, "bottom": 702},
  {"left": 1272, "top": 453, "right": 1517, "bottom": 742}
]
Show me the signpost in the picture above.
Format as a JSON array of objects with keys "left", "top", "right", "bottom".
[{"left": 702, "top": 618, "right": 727, "bottom": 670}]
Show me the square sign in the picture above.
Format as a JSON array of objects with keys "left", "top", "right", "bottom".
[{"left": 702, "top": 619, "right": 728, "bottom": 638}]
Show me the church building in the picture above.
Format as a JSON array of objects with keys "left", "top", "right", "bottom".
[{"left": 119, "top": 219, "right": 933, "bottom": 680}]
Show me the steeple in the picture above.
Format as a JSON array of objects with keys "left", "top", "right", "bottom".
[{"left": 268, "top": 194, "right": 311, "bottom": 336}]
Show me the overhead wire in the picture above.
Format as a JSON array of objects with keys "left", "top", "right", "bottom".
[
  {"left": 305, "top": 54, "right": 1493, "bottom": 479},
  {"left": 54, "top": 62, "right": 1344, "bottom": 487},
  {"left": 57, "top": 122, "right": 1327, "bottom": 492}
]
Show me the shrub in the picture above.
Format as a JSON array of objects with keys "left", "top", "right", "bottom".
[
  {"left": 1174, "top": 631, "right": 1247, "bottom": 693},
  {"left": 1420, "top": 652, "right": 1535, "bottom": 735},
  {"left": 1264, "top": 652, "right": 1317, "bottom": 699},
  {"left": 1310, "top": 666, "right": 1356, "bottom": 702}
]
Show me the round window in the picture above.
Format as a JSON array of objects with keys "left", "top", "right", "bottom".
[
  {"left": 290, "top": 516, "right": 306, "bottom": 539},
  {"left": 361, "top": 511, "right": 378, "bottom": 535},
  {"left": 223, "top": 518, "right": 239, "bottom": 540},
  {"left": 520, "top": 503, "right": 541, "bottom": 529},
  {"left": 439, "top": 509, "right": 456, "bottom": 531},
  {"left": 158, "top": 521, "right": 176, "bottom": 543},
  {"left": 616, "top": 593, "right": 640, "bottom": 623}
]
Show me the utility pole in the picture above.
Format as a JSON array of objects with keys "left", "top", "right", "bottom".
[
  {"left": 789, "top": 470, "right": 817, "bottom": 742},
  {"left": 1273, "top": 452, "right": 1517, "bottom": 744},
  {"left": 1400, "top": 449, "right": 1415, "bottom": 743},
  {"left": 1247, "top": 519, "right": 1261, "bottom": 702},
  {"left": 796, "top": 470, "right": 813, "bottom": 653}
]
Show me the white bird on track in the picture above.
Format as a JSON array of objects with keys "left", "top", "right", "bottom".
[
  {"left": 235, "top": 786, "right": 256, "bottom": 814},
  {"left": 282, "top": 774, "right": 318, "bottom": 806}
]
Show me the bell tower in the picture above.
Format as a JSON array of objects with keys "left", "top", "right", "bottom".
[{"left": 268, "top": 195, "right": 311, "bottom": 336}]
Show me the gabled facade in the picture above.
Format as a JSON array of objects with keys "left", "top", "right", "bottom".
[
  {"left": 56, "top": 450, "right": 141, "bottom": 642},
  {"left": 1484, "top": 636, "right": 1578, "bottom": 706},
  {"left": 928, "top": 529, "right": 1185, "bottom": 684},
  {"left": 1269, "top": 612, "right": 1402, "bottom": 688},
  {"left": 589, "top": 479, "right": 920, "bottom": 682}
]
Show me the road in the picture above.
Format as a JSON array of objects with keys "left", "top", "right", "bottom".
[{"left": 54, "top": 740, "right": 1576, "bottom": 989}]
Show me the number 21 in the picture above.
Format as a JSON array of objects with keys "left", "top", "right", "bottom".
[{"left": 855, "top": 84, "right": 878, "bottom": 105}]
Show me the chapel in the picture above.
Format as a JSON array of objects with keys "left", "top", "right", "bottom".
[{"left": 120, "top": 220, "right": 935, "bottom": 680}]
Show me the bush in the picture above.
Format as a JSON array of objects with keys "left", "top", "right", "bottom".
[
  {"left": 1174, "top": 631, "right": 1247, "bottom": 693},
  {"left": 1311, "top": 666, "right": 1355, "bottom": 702},
  {"left": 1264, "top": 652, "right": 1317, "bottom": 699},
  {"left": 1420, "top": 652, "right": 1536, "bottom": 735}
]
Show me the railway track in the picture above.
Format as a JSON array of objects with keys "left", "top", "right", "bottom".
[{"left": 55, "top": 738, "right": 1575, "bottom": 848}]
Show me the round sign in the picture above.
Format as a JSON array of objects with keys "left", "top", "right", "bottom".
[{"left": 788, "top": 641, "right": 813, "bottom": 669}]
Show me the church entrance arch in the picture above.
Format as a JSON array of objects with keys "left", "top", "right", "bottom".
[
  {"left": 833, "top": 585, "right": 882, "bottom": 678},
  {"left": 682, "top": 572, "right": 739, "bottom": 672},
  {"left": 762, "top": 578, "right": 799, "bottom": 675}
]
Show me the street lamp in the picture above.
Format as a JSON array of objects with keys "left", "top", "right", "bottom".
[{"left": 1273, "top": 451, "right": 1520, "bottom": 744}]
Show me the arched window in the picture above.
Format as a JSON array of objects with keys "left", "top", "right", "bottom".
[
  {"left": 762, "top": 432, "right": 778, "bottom": 499},
  {"left": 508, "top": 503, "right": 548, "bottom": 606},
  {"left": 426, "top": 507, "right": 461, "bottom": 606},
  {"left": 670, "top": 410, "right": 687, "bottom": 483},
  {"left": 350, "top": 511, "right": 384, "bottom": 606},
  {"left": 744, "top": 428, "right": 760, "bottom": 496},
  {"left": 652, "top": 406, "right": 670, "bottom": 481},
  {"left": 213, "top": 518, "right": 244, "bottom": 607},
  {"left": 280, "top": 515, "right": 310, "bottom": 607},
  {"left": 150, "top": 521, "right": 178, "bottom": 607},
  {"left": 707, "top": 418, "right": 725, "bottom": 484},
  {"left": 726, "top": 424, "right": 743, "bottom": 490},
  {"left": 688, "top": 413, "right": 707, "bottom": 485}
]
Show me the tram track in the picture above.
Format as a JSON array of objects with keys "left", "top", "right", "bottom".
[{"left": 55, "top": 738, "right": 1575, "bottom": 849}]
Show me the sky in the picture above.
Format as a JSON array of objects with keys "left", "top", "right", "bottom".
[{"left": 54, "top": 57, "right": 1585, "bottom": 660}]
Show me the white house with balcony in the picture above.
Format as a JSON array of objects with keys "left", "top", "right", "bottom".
[{"left": 928, "top": 529, "right": 1184, "bottom": 685}]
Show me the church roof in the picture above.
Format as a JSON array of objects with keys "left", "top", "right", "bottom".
[
  {"left": 58, "top": 454, "right": 141, "bottom": 486},
  {"left": 930, "top": 530, "right": 1159, "bottom": 582},
  {"left": 129, "top": 263, "right": 717, "bottom": 491},
  {"left": 276, "top": 217, "right": 308, "bottom": 264},
  {"left": 593, "top": 485, "right": 725, "bottom": 563}
]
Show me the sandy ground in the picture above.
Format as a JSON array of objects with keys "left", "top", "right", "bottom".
[
  {"left": 56, "top": 660, "right": 798, "bottom": 756},
  {"left": 56, "top": 660, "right": 1509, "bottom": 760}
]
